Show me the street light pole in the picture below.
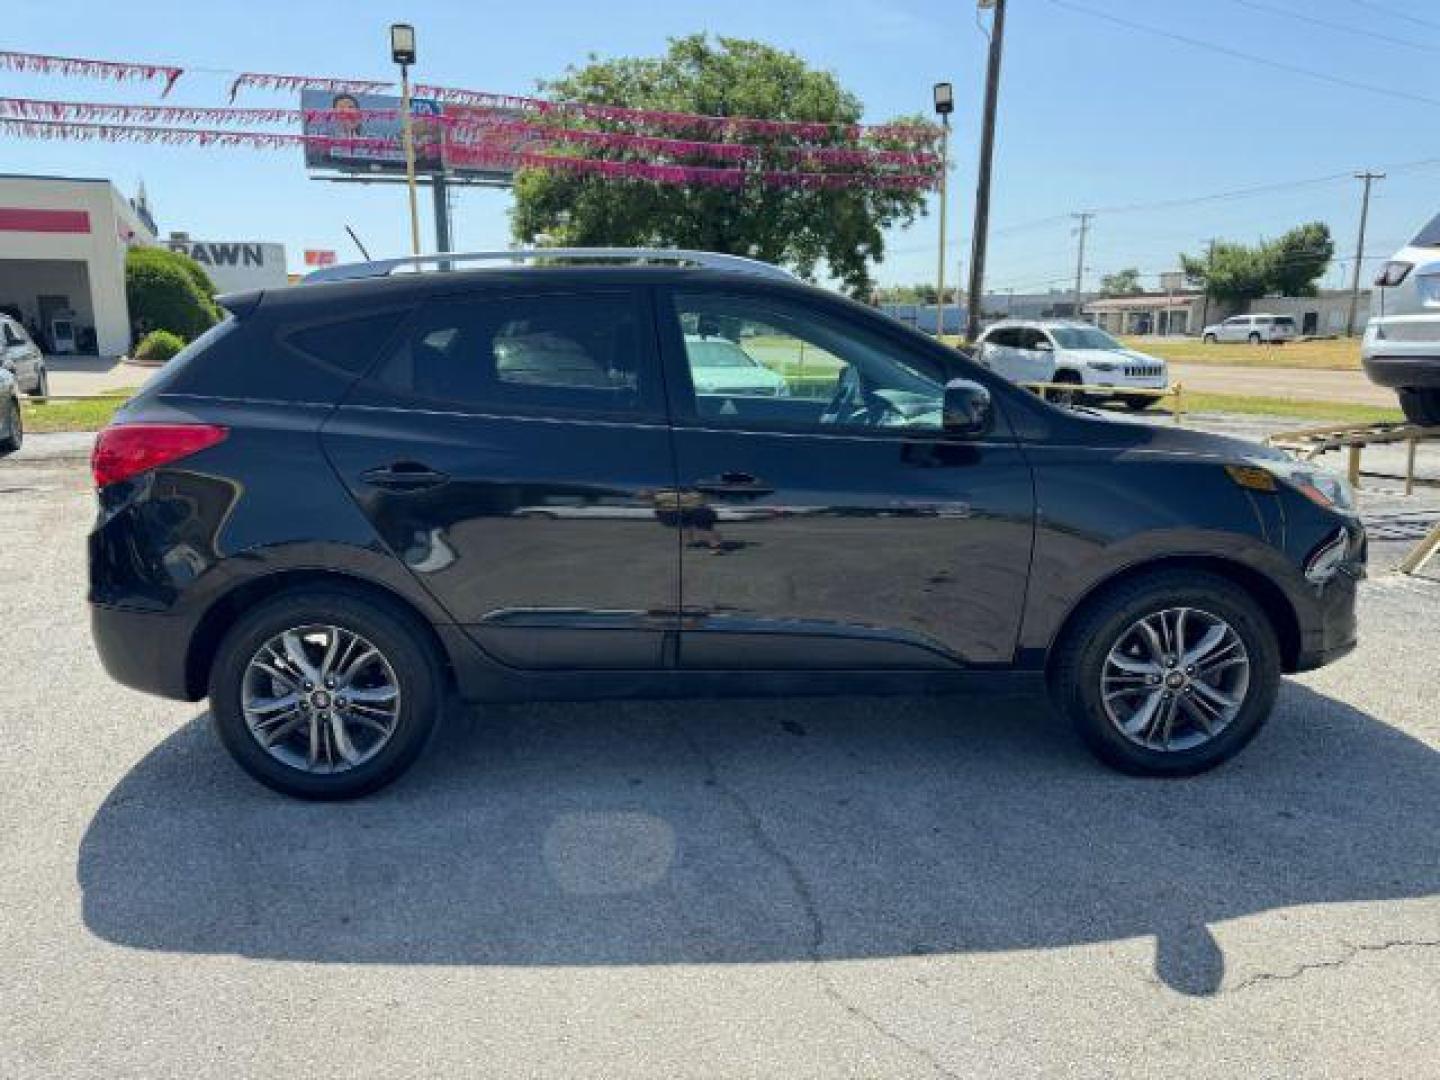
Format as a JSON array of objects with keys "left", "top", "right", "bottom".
[
  {"left": 1072, "top": 211, "right": 1094, "bottom": 319},
  {"left": 965, "top": 0, "right": 1007, "bottom": 343},
  {"left": 390, "top": 23, "right": 422, "bottom": 257},
  {"left": 933, "top": 82, "right": 954, "bottom": 340},
  {"left": 1346, "top": 171, "right": 1384, "bottom": 337}
]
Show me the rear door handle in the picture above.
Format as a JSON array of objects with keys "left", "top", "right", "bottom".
[
  {"left": 360, "top": 462, "right": 451, "bottom": 491},
  {"left": 693, "top": 471, "right": 774, "bottom": 498}
]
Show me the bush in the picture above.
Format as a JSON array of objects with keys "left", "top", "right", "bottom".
[
  {"left": 125, "top": 247, "right": 220, "bottom": 342},
  {"left": 132, "top": 329, "right": 186, "bottom": 365}
]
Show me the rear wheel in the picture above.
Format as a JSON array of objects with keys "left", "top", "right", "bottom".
[
  {"left": 209, "top": 587, "right": 442, "bottom": 799},
  {"left": 1202, "top": 333, "right": 1217, "bottom": 344},
  {"left": 1045, "top": 370, "right": 1085, "bottom": 407},
  {"left": 0, "top": 397, "right": 22, "bottom": 454},
  {"left": 1049, "top": 571, "right": 1281, "bottom": 776},
  {"left": 1248, "top": 332, "right": 1262, "bottom": 345},
  {"left": 1398, "top": 387, "right": 1440, "bottom": 427}
]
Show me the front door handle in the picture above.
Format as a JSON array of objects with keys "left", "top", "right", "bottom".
[
  {"left": 693, "top": 471, "right": 774, "bottom": 498},
  {"left": 360, "top": 462, "right": 451, "bottom": 491}
]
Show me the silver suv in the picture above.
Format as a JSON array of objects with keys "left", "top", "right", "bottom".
[
  {"left": 1202, "top": 314, "right": 1297, "bottom": 345},
  {"left": 1363, "top": 213, "right": 1440, "bottom": 425}
]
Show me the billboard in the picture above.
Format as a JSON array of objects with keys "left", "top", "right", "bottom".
[
  {"left": 301, "top": 89, "right": 445, "bottom": 174},
  {"left": 300, "top": 90, "right": 530, "bottom": 185}
]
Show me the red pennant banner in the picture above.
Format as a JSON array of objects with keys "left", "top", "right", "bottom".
[
  {"left": 0, "top": 116, "right": 938, "bottom": 192},
  {"left": 228, "top": 71, "right": 391, "bottom": 103},
  {"left": 0, "top": 49, "right": 182, "bottom": 96}
]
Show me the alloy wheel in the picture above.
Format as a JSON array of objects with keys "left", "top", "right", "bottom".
[
  {"left": 1100, "top": 606, "right": 1251, "bottom": 752},
  {"left": 241, "top": 624, "right": 402, "bottom": 774}
]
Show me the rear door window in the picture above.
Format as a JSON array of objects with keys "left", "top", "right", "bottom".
[
  {"left": 370, "top": 290, "right": 661, "bottom": 419},
  {"left": 1412, "top": 212, "right": 1440, "bottom": 247}
]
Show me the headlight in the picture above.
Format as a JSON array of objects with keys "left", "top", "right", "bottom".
[{"left": 1226, "top": 458, "right": 1355, "bottom": 513}]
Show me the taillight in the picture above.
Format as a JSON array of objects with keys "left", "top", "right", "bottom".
[
  {"left": 1375, "top": 261, "right": 1413, "bottom": 287},
  {"left": 91, "top": 423, "right": 229, "bottom": 487}
]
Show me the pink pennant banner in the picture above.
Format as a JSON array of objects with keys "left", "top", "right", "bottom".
[
  {"left": 0, "top": 116, "right": 938, "bottom": 192},
  {"left": 0, "top": 49, "right": 182, "bottom": 96},
  {"left": 228, "top": 71, "right": 392, "bottom": 103}
]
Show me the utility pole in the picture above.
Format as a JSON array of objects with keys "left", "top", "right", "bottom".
[
  {"left": 1347, "top": 171, "right": 1385, "bottom": 337},
  {"left": 1197, "top": 237, "right": 1218, "bottom": 333},
  {"left": 965, "top": 0, "right": 1007, "bottom": 343},
  {"left": 1071, "top": 212, "right": 1094, "bottom": 319}
]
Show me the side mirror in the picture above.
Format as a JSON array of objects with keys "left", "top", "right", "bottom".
[{"left": 942, "top": 378, "right": 993, "bottom": 436}]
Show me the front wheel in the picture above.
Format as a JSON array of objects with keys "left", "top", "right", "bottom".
[
  {"left": 209, "top": 587, "right": 443, "bottom": 799},
  {"left": 1049, "top": 571, "right": 1281, "bottom": 776},
  {"left": 0, "top": 397, "right": 22, "bottom": 454},
  {"left": 1248, "top": 332, "right": 1262, "bottom": 345},
  {"left": 29, "top": 369, "right": 48, "bottom": 399},
  {"left": 1202, "top": 333, "right": 1217, "bottom": 344},
  {"left": 1398, "top": 387, "right": 1440, "bottom": 427},
  {"left": 1121, "top": 394, "right": 1156, "bottom": 411}
]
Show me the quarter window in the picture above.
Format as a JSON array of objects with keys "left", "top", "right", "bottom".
[
  {"left": 671, "top": 292, "right": 949, "bottom": 433},
  {"left": 373, "top": 292, "right": 658, "bottom": 417}
]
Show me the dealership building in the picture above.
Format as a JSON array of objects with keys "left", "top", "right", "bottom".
[{"left": 0, "top": 173, "right": 287, "bottom": 357}]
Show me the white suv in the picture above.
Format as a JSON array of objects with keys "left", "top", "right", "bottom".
[
  {"left": 973, "top": 320, "right": 1168, "bottom": 408},
  {"left": 1362, "top": 212, "right": 1440, "bottom": 425},
  {"left": 1202, "top": 313, "right": 1297, "bottom": 345}
]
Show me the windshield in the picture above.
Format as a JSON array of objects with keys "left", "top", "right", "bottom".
[
  {"left": 1412, "top": 212, "right": 1440, "bottom": 248},
  {"left": 687, "top": 338, "right": 760, "bottom": 369},
  {"left": 1049, "top": 327, "right": 1123, "bottom": 351}
]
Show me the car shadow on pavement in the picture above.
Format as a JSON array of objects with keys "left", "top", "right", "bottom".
[{"left": 78, "top": 683, "right": 1440, "bottom": 997}]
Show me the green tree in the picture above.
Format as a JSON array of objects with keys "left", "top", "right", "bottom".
[
  {"left": 1099, "top": 267, "right": 1144, "bottom": 296},
  {"left": 125, "top": 247, "right": 220, "bottom": 342},
  {"left": 1181, "top": 222, "right": 1334, "bottom": 303},
  {"left": 511, "top": 34, "right": 933, "bottom": 297},
  {"left": 1266, "top": 221, "right": 1333, "bottom": 297}
]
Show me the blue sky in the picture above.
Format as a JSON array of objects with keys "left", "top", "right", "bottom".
[{"left": 4, "top": 0, "right": 1438, "bottom": 291}]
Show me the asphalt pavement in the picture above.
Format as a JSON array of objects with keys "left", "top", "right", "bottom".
[{"left": 1, "top": 436, "right": 1437, "bottom": 1079}]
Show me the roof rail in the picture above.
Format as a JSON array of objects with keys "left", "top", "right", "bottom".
[{"left": 302, "top": 247, "right": 799, "bottom": 285}]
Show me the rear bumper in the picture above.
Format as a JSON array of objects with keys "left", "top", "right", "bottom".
[
  {"left": 1362, "top": 353, "right": 1440, "bottom": 389},
  {"left": 90, "top": 603, "right": 200, "bottom": 701}
]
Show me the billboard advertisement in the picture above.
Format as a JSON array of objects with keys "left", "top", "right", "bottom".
[
  {"left": 300, "top": 91, "right": 533, "bottom": 185},
  {"left": 165, "top": 239, "right": 288, "bottom": 293},
  {"left": 301, "top": 89, "right": 445, "bottom": 174}
]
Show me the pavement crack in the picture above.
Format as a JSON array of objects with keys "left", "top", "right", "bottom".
[
  {"left": 1229, "top": 937, "right": 1440, "bottom": 993},
  {"left": 675, "top": 720, "right": 962, "bottom": 1080}
]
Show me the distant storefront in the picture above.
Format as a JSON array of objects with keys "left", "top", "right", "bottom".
[
  {"left": 0, "top": 173, "right": 155, "bottom": 356},
  {"left": 165, "top": 235, "right": 288, "bottom": 294}
]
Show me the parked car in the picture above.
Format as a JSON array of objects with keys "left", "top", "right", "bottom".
[
  {"left": 974, "top": 320, "right": 1168, "bottom": 408},
  {"left": 88, "top": 250, "right": 1364, "bottom": 799},
  {"left": 684, "top": 333, "right": 790, "bottom": 396},
  {"left": 0, "top": 367, "right": 22, "bottom": 456},
  {"left": 0, "top": 314, "right": 48, "bottom": 397},
  {"left": 1362, "top": 212, "right": 1440, "bottom": 426},
  {"left": 1202, "top": 314, "right": 1298, "bottom": 345}
]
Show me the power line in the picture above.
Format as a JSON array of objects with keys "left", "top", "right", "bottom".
[
  {"left": 1046, "top": 0, "right": 1440, "bottom": 110},
  {"left": 1341, "top": 0, "right": 1440, "bottom": 33},
  {"left": 1225, "top": 0, "right": 1440, "bottom": 54}
]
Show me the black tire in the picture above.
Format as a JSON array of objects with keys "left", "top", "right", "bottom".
[
  {"left": 1045, "top": 371, "right": 1086, "bottom": 406},
  {"left": 1048, "top": 570, "right": 1281, "bottom": 776},
  {"left": 1202, "top": 333, "right": 1217, "bottom": 344},
  {"left": 29, "top": 369, "right": 48, "bottom": 399},
  {"left": 1248, "top": 332, "right": 1262, "bottom": 345},
  {"left": 1121, "top": 394, "right": 1156, "bottom": 411},
  {"left": 209, "top": 586, "right": 443, "bottom": 799},
  {"left": 0, "top": 397, "right": 22, "bottom": 454},
  {"left": 1398, "top": 387, "right": 1440, "bottom": 427}
]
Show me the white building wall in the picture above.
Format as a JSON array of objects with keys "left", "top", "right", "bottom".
[{"left": 0, "top": 176, "right": 155, "bottom": 356}]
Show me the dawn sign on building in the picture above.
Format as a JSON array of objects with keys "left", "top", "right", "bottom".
[{"left": 165, "top": 238, "right": 288, "bottom": 293}]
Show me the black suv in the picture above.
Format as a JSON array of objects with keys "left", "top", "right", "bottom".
[{"left": 89, "top": 251, "right": 1364, "bottom": 798}]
